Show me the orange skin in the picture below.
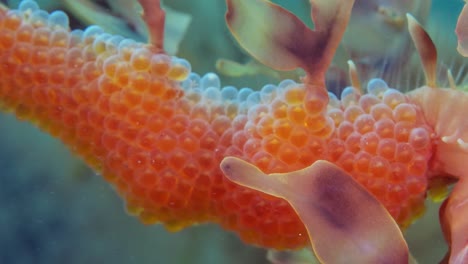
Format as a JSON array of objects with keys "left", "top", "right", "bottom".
[{"left": 0, "top": 1, "right": 465, "bottom": 260}]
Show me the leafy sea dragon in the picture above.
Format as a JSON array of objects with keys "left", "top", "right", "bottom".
[{"left": 0, "top": 0, "right": 466, "bottom": 263}]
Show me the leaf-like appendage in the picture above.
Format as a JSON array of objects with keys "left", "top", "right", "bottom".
[
  {"left": 440, "top": 179, "right": 468, "bottom": 264},
  {"left": 221, "top": 157, "right": 409, "bottom": 264},
  {"left": 456, "top": 2, "right": 468, "bottom": 57},
  {"left": 407, "top": 14, "right": 437, "bottom": 87},
  {"left": 225, "top": 0, "right": 354, "bottom": 82},
  {"left": 138, "top": 0, "right": 165, "bottom": 52}
]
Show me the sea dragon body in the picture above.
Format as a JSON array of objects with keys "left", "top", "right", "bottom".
[{"left": 0, "top": 0, "right": 466, "bottom": 263}]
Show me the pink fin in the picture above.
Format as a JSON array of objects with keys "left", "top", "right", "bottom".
[
  {"left": 407, "top": 14, "right": 437, "bottom": 87},
  {"left": 138, "top": 0, "right": 165, "bottom": 52},
  {"left": 456, "top": 2, "right": 468, "bottom": 57},
  {"left": 440, "top": 178, "right": 468, "bottom": 264},
  {"left": 221, "top": 157, "right": 409, "bottom": 264},
  {"left": 225, "top": 0, "right": 355, "bottom": 81}
]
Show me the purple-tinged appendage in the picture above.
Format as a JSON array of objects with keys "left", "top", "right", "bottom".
[{"left": 221, "top": 157, "right": 409, "bottom": 264}]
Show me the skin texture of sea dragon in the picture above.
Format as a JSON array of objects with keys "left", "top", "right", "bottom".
[{"left": 0, "top": 0, "right": 467, "bottom": 263}]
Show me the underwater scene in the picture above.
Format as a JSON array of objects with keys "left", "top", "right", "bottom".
[{"left": 0, "top": 0, "right": 467, "bottom": 263}]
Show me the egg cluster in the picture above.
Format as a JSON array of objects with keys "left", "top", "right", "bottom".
[
  {"left": 0, "top": 1, "right": 433, "bottom": 250},
  {"left": 327, "top": 79, "right": 432, "bottom": 226},
  {"left": 180, "top": 73, "right": 432, "bottom": 228}
]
